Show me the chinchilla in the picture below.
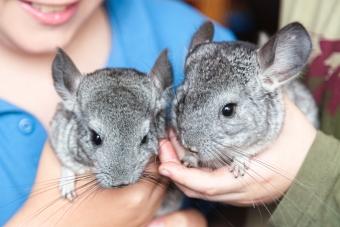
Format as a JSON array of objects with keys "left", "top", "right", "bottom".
[
  {"left": 49, "top": 49, "right": 181, "bottom": 213},
  {"left": 172, "top": 22, "right": 318, "bottom": 177}
]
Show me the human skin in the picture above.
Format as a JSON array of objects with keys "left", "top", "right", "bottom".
[
  {"left": 159, "top": 96, "right": 317, "bottom": 206},
  {"left": 0, "top": 0, "right": 205, "bottom": 226}
]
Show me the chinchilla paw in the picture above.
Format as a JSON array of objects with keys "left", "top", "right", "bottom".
[
  {"left": 60, "top": 168, "right": 77, "bottom": 201},
  {"left": 181, "top": 154, "right": 199, "bottom": 168},
  {"left": 230, "top": 158, "right": 250, "bottom": 178},
  {"left": 60, "top": 181, "right": 77, "bottom": 201}
]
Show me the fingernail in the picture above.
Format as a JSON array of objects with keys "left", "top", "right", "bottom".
[{"left": 147, "top": 220, "right": 165, "bottom": 227}]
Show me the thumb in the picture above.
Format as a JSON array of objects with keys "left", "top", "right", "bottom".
[{"left": 159, "top": 139, "right": 181, "bottom": 164}]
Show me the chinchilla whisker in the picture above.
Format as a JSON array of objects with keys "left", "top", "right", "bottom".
[
  {"left": 20, "top": 196, "right": 62, "bottom": 227},
  {"left": 36, "top": 182, "right": 99, "bottom": 226},
  {"left": 209, "top": 153, "right": 228, "bottom": 169},
  {"left": 206, "top": 147, "right": 232, "bottom": 169},
  {"left": 236, "top": 163, "right": 295, "bottom": 226},
  {"left": 1, "top": 174, "right": 93, "bottom": 192},
  {"left": 214, "top": 141, "right": 312, "bottom": 190},
  {"left": 140, "top": 172, "right": 167, "bottom": 187},
  {"left": 24, "top": 180, "right": 97, "bottom": 227},
  {"left": 247, "top": 166, "right": 326, "bottom": 223},
  {"left": 248, "top": 160, "right": 340, "bottom": 220},
  {"left": 0, "top": 175, "right": 95, "bottom": 212},
  {"left": 23, "top": 180, "right": 98, "bottom": 227},
  {"left": 210, "top": 141, "right": 318, "bottom": 211},
  {"left": 224, "top": 166, "right": 273, "bottom": 225},
  {"left": 226, "top": 149, "right": 340, "bottom": 221},
  {"left": 244, "top": 169, "right": 296, "bottom": 227},
  {"left": 52, "top": 183, "right": 100, "bottom": 226},
  {"left": 25, "top": 179, "right": 99, "bottom": 226},
  {"left": 29, "top": 175, "right": 94, "bottom": 198},
  {"left": 139, "top": 177, "right": 163, "bottom": 188},
  {"left": 145, "top": 173, "right": 167, "bottom": 186}
]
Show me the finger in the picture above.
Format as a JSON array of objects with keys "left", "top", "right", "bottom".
[
  {"left": 168, "top": 129, "right": 187, "bottom": 159},
  {"left": 159, "top": 139, "right": 181, "bottom": 164},
  {"left": 147, "top": 209, "right": 207, "bottom": 227},
  {"left": 175, "top": 183, "right": 206, "bottom": 199},
  {"left": 159, "top": 162, "right": 245, "bottom": 195}
]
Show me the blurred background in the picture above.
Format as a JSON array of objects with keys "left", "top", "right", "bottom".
[{"left": 185, "top": 0, "right": 279, "bottom": 43}]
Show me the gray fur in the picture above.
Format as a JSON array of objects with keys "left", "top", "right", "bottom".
[
  {"left": 172, "top": 22, "right": 318, "bottom": 176},
  {"left": 50, "top": 48, "right": 179, "bottom": 207}
]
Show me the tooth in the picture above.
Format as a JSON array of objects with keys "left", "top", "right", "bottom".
[{"left": 31, "top": 3, "right": 67, "bottom": 13}]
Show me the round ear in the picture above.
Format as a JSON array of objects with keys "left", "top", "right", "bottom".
[
  {"left": 52, "top": 48, "right": 82, "bottom": 109},
  {"left": 149, "top": 49, "right": 173, "bottom": 93},
  {"left": 257, "top": 22, "right": 312, "bottom": 91},
  {"left": 189, "top": 21, "right": 214, "bottom": 52}
]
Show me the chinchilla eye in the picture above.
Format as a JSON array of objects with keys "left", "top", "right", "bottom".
[
  {"left": 222, "top": 103, "right": 237, "bottom": 117},
  {"left": 141, "top": 135, "right": 148, "bottom": 145},
  {"left": 90, "top": 129, "right": 102, "bottom": 146}
]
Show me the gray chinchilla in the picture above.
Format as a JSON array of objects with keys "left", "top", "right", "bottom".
[
  {"left": 49, "top": 48, "right": 180, "bottom": 212},
  {"left": 172, "top": 22, "right": 318, "bottom": 177}
]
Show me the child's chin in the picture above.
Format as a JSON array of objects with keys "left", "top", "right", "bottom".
[{"left": 8, "top": 32, "right": 73, "bottom": 55}]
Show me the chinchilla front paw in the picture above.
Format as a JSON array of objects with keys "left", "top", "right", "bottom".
[
  {"left": 181, "top": 153, "right": 199, "bottom": 168},
  {"left": 230, "top": 157, "right": 250, "bottom": 178},
  {"left": 60, "top": 167, "right": 77, "bottom": 201}
]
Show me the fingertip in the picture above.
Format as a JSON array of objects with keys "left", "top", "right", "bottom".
[{"left": 159, "top": 140, "right": 180, "bottom": 163}]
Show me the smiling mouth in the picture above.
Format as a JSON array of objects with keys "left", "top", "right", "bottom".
[{"left": 19, "top": 0, "right": 79, "bottom": 26}]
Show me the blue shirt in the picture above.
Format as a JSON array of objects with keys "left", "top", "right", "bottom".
[{"left": 0, "top": 0, "right": 234, "bottom": 224}]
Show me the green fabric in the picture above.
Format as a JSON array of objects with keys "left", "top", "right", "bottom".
[{"left": 269, "top": 131, "right": 340, "bottom": 226}]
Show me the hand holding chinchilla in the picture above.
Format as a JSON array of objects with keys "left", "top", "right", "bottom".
[
  {"left": 158, "top": 22, "right": 317, "bottom": 205},
  {"left": 49, "top": 49, "right": 175, "bottom": 202}
]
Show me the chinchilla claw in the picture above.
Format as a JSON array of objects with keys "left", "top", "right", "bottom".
[
  {"left": 60, "top": 167, "right": 77, "bottom": 201},
  {"left": 61, "top": 183, "right": 77, "bottom": 201}
]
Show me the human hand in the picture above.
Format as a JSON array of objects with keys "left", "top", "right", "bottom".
[
  {"left": 159, "top": 97, "right": 317, "bottom": 206},
  {"left": 7, "top": 144, "right": 167, "bottom": 227},
  {"left": 147, "top": 209, "right": 207, "bottom": 227}
]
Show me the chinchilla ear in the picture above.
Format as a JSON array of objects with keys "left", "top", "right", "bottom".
[
  {"left": 149, "top": 49, "right": 173, "bottom": 92},
  {"left": 52, "top": 48, "right": 82, "bottom": 108},
  {"left": 189, "top": 21, "right": 214, "bottom": 52},
  {"left": 257, "top": 22, "right": 312, "bottom": 91}
]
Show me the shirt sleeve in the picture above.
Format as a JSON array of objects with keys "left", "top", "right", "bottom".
[
  {"left": 269, "top": 131, "right": 340, "bottom": 227},
  {"left": 0, "top": 99, "right": 47, "bottom": 225}
]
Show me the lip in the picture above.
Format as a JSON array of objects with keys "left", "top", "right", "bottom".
[{"left": 19, "top": 0, "right": 79, "bottom": 26}]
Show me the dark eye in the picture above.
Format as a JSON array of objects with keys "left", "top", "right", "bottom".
[
  {"left": 222, "top": 103, "right": 237, "bottom": 117},
  {"left": 141, "top": 135, "right": 148, "bottom": 145},
  {"left": 90, "top": 129, "right": 102, "bottom": 146}
]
